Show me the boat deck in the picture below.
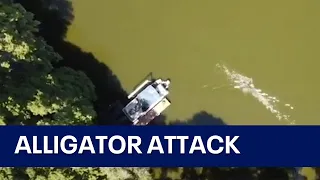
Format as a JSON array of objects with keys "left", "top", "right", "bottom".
[{"left": 122, "top": 78, "right": 171, "bottom": 125}]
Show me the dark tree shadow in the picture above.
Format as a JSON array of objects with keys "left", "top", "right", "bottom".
[
  {"left": 148, "top": 114, "right": 167, "bottom": 126},
  {"left": 172, "top": 111, "right": 226, "bottom": 125},
  {"left": 314, "top": 167, "right": 320, "bottom": 180},
  {"left": 151, "top": 111, "right": 226, "bottom": 126},
  {"left": 257, "top": 168, "right": 291, "bottom": 180},
  {"left": 13, "top": 0, "right": 73, "bottom": 42},
  {"left": 54, "top": 42, "right": 130, "bottom": 125},
  {"left": 13, "top": 0, "right": 130, "bottom": 125}
]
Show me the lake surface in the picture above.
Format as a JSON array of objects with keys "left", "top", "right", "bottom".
[{"left": 67, "top": 0, "right": 320, "bottom": 125}]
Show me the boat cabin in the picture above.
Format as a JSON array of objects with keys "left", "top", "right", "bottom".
[{"left": 122, "top": 78, "right": 171, "bottom": 125}]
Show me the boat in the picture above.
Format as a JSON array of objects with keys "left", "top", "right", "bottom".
[{"left": 122, "top": 78, "right": 171, "bottom": 125}]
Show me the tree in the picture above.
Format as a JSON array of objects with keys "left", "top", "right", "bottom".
[
  {"left": 149, "top": 167, "right": 296, "bottom": 180},
  {"left": 0, "top": 167, "right": 152, "bottom": 180},
  {"left": 0, "top": 2, "right": 96, "bottom": 125}
]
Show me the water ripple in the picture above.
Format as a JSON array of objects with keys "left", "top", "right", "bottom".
[{"left": 216, "top": 63, "right": 296, "bottom": 125}]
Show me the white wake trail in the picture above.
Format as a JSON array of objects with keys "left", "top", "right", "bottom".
[{"left": 216, "top": 63, "right": 296, "bottom": 125}]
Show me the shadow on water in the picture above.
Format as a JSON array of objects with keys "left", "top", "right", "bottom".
[
  {"left": 13, "top": 0, "right": 129, "bottom": 125},
  {"left": 150, "top": 111, "right": 226, "bottom": 126},
  {"left": 313, "top": 168, "right": 320, "bottom": 180},
  {"left": 172, "top": 111, "right": 226, "bottom": 125}
]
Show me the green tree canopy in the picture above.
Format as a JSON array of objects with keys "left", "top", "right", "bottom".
[
  {"left": 0, "top": 2, "right": 96, "bottom": 125},
  {"left": 0, "top": 167, "right": 152, "bottom": 180}
]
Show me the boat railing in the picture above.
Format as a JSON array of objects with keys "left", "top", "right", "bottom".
[
  {"left": 127, "top": 79, "right": 151, "bottom": 99},
  {"left": 127, "top": 72, "right": 153, "bottom": 99}
]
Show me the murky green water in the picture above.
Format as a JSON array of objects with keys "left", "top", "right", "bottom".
[{"left": 67, "top": 0, "right": 320, "bottom": 125}]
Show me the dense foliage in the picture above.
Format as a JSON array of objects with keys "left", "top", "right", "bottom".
[
  {"left": 150, "top": 167, "right": 301, "bottom": 180},
  {"left": 0, "top": 167, "right": 152, "bottom": 180},
  {"left": 0, "top": 2, "right": 96, "bottom": 125}
]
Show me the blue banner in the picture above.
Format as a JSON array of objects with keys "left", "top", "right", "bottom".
[{"left": 0, "top": 126, "right": 318, "bottom": 167}]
